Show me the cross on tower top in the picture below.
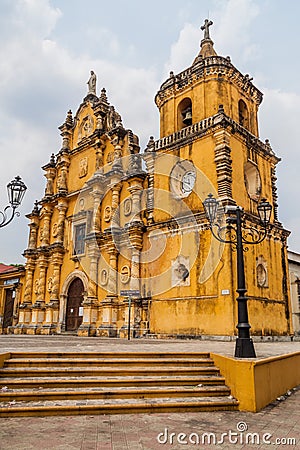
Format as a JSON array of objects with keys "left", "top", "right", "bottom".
[{"left": 201, "top": 19, "right": 213, "bottom": 40}]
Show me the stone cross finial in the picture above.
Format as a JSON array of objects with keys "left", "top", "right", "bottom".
[{"left": 201, "top": 19, "right": 213, "bottom": 40}]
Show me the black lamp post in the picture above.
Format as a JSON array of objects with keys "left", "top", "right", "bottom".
[
  {"left": 0, "top": 176, "right": 27, "bottom": 228},
  {"left": 203, "top": 194, "right": 272, "bottom": 358}
]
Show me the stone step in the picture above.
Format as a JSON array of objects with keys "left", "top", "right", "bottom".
[
  {"left": 0, "top": 351, "right": 238, "bottom": 417},
  {"left": 9, "top": 351, "right": 210, "bottom": 359},
  {"left": 0, "top": 374, "right": 225, "bottom": 389},
  {"left": 0, "top": 385, "right": 231, "bottom": 402},
  {"left": 0, "top": 395, "right": 239, "bottom": 417},
  {"left": 0, "top": 366, "right": 219, "bottom": 378},
  {"left": 4, "top": 357, "right": 214, "bottom": 368}
]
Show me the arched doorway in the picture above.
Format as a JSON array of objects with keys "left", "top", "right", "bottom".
[{"left": 66, "top": 278, "right": 84, "bottom": 331}]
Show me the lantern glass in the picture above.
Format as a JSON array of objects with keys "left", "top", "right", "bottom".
[
  {"left": 7, "top": 176, "right": 27, "bottom": 208},
  {"left": 203, "top": 194, "right": 219, "bottom": 224},
  {"left": 257, "top": 198, "right": 272, "bottom": 226}
]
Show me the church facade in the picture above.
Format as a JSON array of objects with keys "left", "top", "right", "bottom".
[{"left": 13, "top": 22, "right": 293, "bottom": 338}]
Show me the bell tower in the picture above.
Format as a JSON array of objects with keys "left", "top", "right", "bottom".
[
  {"left": 145, "top": 20, "right": 292, "bottom": 338},
  {"left": 155, "top": 19, "right": 261, "bottom": 139}
]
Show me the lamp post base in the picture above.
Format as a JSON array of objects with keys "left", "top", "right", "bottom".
[{"left": 234, "top": 337, "right": 256, "bottom": 358}]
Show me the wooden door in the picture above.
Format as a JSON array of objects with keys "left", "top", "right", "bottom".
[
  {"left": 3, "top": 289, "right": 14, "bottom": 329},
  {"left": 66, "top": 278, "right": 84, "bottom": 331}
]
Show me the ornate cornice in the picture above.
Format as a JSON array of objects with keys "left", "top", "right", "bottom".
[
  {"left": 153, "top": 110, "right": 279, "bottom": 163},
  {"left": 155, "top": 55, "right": 263, "bottom": 108}
]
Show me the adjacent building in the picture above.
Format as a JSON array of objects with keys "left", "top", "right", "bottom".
[
  {"left": 10, "top": 21, "right": 293, "bottom": 338},
  {"left": 0, "top": 264, "right": 24, "bottom": 333},
  {"left": 288, "top": 250, "right": 300, "bottom": 336}
]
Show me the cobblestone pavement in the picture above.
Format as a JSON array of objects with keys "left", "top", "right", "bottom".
[
  {"left": 0, "top": 335, "right": 299, "bottom": 449},
  {"left": 0, "top": 390, "right": 299, "bottom": 450}
]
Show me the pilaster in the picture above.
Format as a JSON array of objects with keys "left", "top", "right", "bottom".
[
  {"left": 214, "top": 129, "right": 234, "bottom": 204},
  {"left": 55, "top": 199, "right": 68, "bottom": 244},
  {"left": 40, "top": 205, "right": 53, "bottom": 247}
]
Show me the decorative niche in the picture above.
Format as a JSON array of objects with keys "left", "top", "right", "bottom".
[
  {"left": 244, "top": 160, "right": 261, "bottom": 201},
  {"left": 256, "top": 255, "right": 268, "bottom": 288},
  {"left": 238, "top": 99, "right": 249, "bottom": 128}
]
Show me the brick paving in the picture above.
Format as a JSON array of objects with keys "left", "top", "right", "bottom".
[{"left": 0, "top": 335, "right": 299, "bottom": 449}]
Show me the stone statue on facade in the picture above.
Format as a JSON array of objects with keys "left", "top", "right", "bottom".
[
  {"left": 57, "top": 169, "right": 68, "bottom": 191},
  {"left": 45, "top": 176, "right": 54, "bottom": 196},
  {"left": 87, "top": 70, "right": 97, "bottom": 95}
]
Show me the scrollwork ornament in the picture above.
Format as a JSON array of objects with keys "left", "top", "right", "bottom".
[{"left": 120, "top": 265, "right": 131, "bottom": 284}]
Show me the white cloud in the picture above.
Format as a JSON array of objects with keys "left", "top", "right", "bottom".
[
  {"left": 0, "top": 0, "right": 160, "bottom": 263},
  {"left": 164, "top": 23, "right": 200, "bottom": 76},
  {"left": 15, "top": 0, "right": 62, "bottom": 37},
  {"left": 86, "top": 27, "right": 121, "bottom": 57},
  {"left": 259, "top": 87, "right": 300, "bottom": 251},
  {"left": 163, "top": 0, "right": 261, "bottom": 77},
  {"left": 212, "top": 0, "right": 260, "bottom": 62}
]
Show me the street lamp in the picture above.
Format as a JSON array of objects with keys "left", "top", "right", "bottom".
[
  {"left": 0, "top": 176, "right": 27, "bottom": 228},
  {"left": 203, "top": 194, "right": 272, "bottom": 358}
]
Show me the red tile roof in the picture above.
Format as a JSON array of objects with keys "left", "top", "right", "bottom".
[{"left": 0, "top": 263, "right": 22, "bottom": 274}]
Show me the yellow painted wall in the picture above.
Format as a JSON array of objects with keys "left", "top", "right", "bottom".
[
  {"left": 0, "top": 353, "right": 10, "bottom": 368},
  {"left": 212, "top": 352, "right": 300, "bottom": 411}
]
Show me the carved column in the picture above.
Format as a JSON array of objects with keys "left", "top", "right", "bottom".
[
  {"left": 213, "top": 130, "right": 233, "bottom": 203},
  {"left": 26, "top": 202, "right": 40, "bottom": 251},
  {"left": 23, "top": 261, "right": 35, "bottom": 304},
  {"left": 112, "top": 137, "right": 123, "bottom": 170},
  {"left": 91, "top": 182, "right": 103, "bottom": 234},
  {"left": 44, "top": 166, "right": 56, "bottom": 197},
  {"left": 55, "top": 200, "right": 68, "bottom": 244},
  {"left": 50, "top": 254, "right": 63, "bottom": 301},
  {"left": 36, "top": 258, "right": 48, "bottom": 303},
  {"left": 129, "top": 224, "right": 143, "bottom": 337},
  {"left": 28, "top": 223, "right": 38, "bottom": 250},
  {"left": 15, "top": 265, "right": 33, "bottom": 333},
  {"left": 41, "top": 253, "right": 63, "bottom": 335},
  {"left": 107, "top": 249, "right": 118, "bottom": 296},
  {"left": 88, "top": 255, "right": 98, "bottom": 299},
  {"left": 128, "top": 179, "right": 143, "bottom": 222},
  {"left": 130, "top": 248, "right": 140, "bottom": 292},
  {"left": 111, "top": 181, "right": 122, "bottom": 227},
  {"left": 40, "top": 206, "right": 53, "bottom": 247},
  {"left": 18, "top": 264, "right": 34, "bottom": 332},
  {"left": 56, "top": 149, "right": 70, "bottom": 195},
  {"left": 28, "top": 257, "right": 47, "bottom": 335},
  {"left": 59, "top": 110, "right": 73, "bottom": 151},
  {"left": 97, "top": 244, "right": 118, "bottom": 337},
  {"left": 95, "top": 138, "right": 105, "bottom": 172}
]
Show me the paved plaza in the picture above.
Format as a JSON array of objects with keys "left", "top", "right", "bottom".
[{"left": 0, "top": 335, "right": 299, "bottom": 449}]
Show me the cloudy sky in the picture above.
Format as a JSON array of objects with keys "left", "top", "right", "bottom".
[{"left": 0, "top": 0, "right": 299, "bottom": 264}]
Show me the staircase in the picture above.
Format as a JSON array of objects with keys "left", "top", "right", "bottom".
[{"left": 0, "top": 352, "right": 238, "bottom": 416}]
